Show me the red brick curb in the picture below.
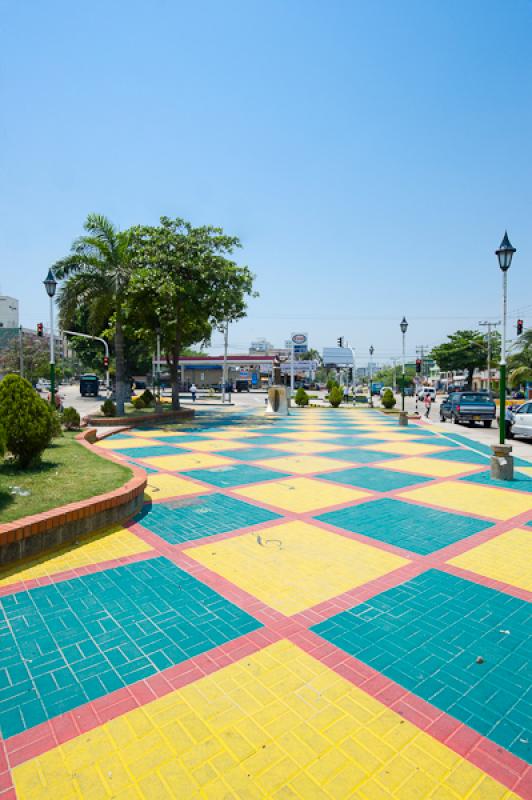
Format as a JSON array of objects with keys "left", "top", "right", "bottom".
[
  {"left": 0, "top": 430, "right": 147, "bottom": 566},
  {"left": 86, "top": 408, "right": 194, "bottom": 427}
]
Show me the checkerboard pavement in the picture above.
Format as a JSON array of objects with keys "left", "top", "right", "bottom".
[{"left": 1, "top": 407, "right": 531, "bottom": 798}]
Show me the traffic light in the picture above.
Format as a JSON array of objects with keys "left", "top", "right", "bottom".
[
  {"left": 103, "top": 356, "right": 109, "bottom": 368},
  {"left": 517, "top": 319, "right": 523, "bottom": 335},
  {"left": 337, "top": 336, "right": 344, "bottom": 348},
  {"left": 37, "top": 323, "right": 43, "bottom": 337},
  {"left": 416, "top": 358, "right": 422, "bottom": 373}
]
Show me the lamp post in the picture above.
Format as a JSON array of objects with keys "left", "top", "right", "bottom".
[
  {"left": 495, "top": 232, "right": 516, "bottom": 445},
  {"left": 368, "top": 345, "right": 374, "bottom": 406},
  {"left": 400, "top": 317, "right": 408, "bottom": 412},
  {"left": 43, "top": 269, "right": 57, "bottom": 407}
]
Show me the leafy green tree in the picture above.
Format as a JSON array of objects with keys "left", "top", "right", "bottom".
[
  {"left": 0, "top": 375, "right": 54, "bottom": 467},
  {"left": 127, "top": 217, "right": 255, "bottom": 409},
  {"left": 0, "top": 336, "right": 50, "bottom": 384},
  {"left": 431, "top": 330, "right": 490, "bottom": 389},
  {"left": 54, "top": 214, "right": 131, "bottom": 414}
]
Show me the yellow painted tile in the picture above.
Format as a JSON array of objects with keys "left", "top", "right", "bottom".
[
  {"left": 233, "top": 477, "right": 370, "bottom": 513},
  {"left": 173, "top": 438, "right": 250, "bottom": 452},
  {"left": 356, "top": 432, "right": 426, "bottom": 442},
  {"left": 185, "top": 521, "right": 408, "bottom": 614},
  {"left": 144, "top": 474, "right": 205, "bottom": 501},
  {"left": 518, "top": 466, "right": 532, "bottom": 477},
  {"left": 142, "top": 453, "right": 236, "bottom": 471},
  {"left": 400, "top": 481, "right": 532, "bottom": 521},
  {"left": 267, "top": 440, "right": 346, "bottom": 455},
  {"left": 376, "top": 456, "right": 480, "bottom": 478},
  {"left": 128, "top": 429, "right": 188, "bottom": 438},
  {"left": 12, "top": 641, "right": 518, "bottom": 800},
  {"left": 361, "top": 441, "right": 452, "bottom": 456},
  {"left": 0, "top": 526, "right": 151, "bottom": 589},
  {"left": 448, "top": 528, "right": 532, "bottom": 591},
  {"left": 95, "top": 437, "right": 161, "bottom": 449},
  {"left": 255, "top": 455, "right": 352, "bottom": 475},
  {"left": 273, "top": 432, "right": 342, "bottom": 441}
]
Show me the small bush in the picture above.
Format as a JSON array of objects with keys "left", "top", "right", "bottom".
[
  {"left": 326, "top": 378, "right": 339, "bottom": 392},
  {"left": 329, "top": 386, "right": 343, "bottom": 408},
  {"left": 381, "top": 389, "right": 396, "bottom": 409},
  {"left": 295, "top": 387, "right": 309, "bottom": 407},
  {"left": 101, "top": 399, "right": 117, "bottom": 417},
  {"left": 62, "top": 406, "right": 81, "bottom": 430},
  {"left": 141, "top": 389, "right": 155, "bottom": 406},
  {"left": 0, "top": 374, "right": 54, "bottom": 467},
  {"left": 131, "top": 396, "right": 145, "bottom": 410}
]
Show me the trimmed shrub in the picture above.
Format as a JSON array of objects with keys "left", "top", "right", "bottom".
[
  {"left": 62, "top": 406, "right": 81, "bottom": 430},
  {"left": 381, "top": 388, "right": 396, "bottom": 409},
  {"left": 101, "top": 399, "right": 117, "bottom": 417},
  {"left": 140, "top": 389, "right": 155, "bottom": 406},
  {"left": 131, "top": 396, "right": 145, "bottom": 410},
  {"left": 329, "top": 386, "right": 343, "bottom": 408},
  {"left": 0, "top": 374, "right": 54, "bottom": 467},
  {"left": 326, "top": 378, "right": 339, "bottom": 392},
  {"left": 295, "top": 387, "right": 309, "bottom": 407}
]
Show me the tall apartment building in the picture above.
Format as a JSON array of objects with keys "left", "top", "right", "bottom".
[{"left": 0, "top": 296, "right": 19, "bottom": 329}]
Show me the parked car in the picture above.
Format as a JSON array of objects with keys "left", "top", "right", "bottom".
[
  {"left": 235, "top": 379, "right": 250, "bottom": 392},
  {"left": 439, "top": 391, "right": 496, "bottom": 427},
  {"left": 417, "top": 386, "right": 436, "bottom": 401},
  {"left": 512, "top": 390, "right": 525, "bottom": 400},
  {"left": 509, "top": 401, "right": 532, "bottom": 440}
]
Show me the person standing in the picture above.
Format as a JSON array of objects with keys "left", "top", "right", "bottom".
[
  {"left": 424, "top": 393, "right": 432, "bottom": 418},
  {"left": 190, "top": 383, "right": 197, "bottom": 402}
]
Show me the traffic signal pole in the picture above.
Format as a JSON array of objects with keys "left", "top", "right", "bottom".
[{"left": 62, "top": 331, "right": 110, "bottom": 395}]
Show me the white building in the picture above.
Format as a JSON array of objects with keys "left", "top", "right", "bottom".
[{"left": 0, "top": 296, "right": 19, "bottom": 329}]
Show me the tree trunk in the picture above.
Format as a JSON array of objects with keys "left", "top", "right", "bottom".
[
  {"left": 171, "top": 324, "right": 181, "bottom": 410},
  {"left": 115, "top": 315, "right": 126, "bottom": 415}
]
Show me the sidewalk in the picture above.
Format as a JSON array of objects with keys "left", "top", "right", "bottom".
[{"left": 0, "top": 407, "right": 530, "bottom": 798}]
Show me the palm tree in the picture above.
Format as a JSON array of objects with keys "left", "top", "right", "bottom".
[
  {"left": 509, "top": 329, "right": 532, "bottom": 389},
  {"left": 53, "top": 214, "right": 131, "bottom": 415}
]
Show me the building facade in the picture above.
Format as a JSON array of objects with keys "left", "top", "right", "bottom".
[{"left": 0, "top": 296, "right": 19, "bottom": 329}]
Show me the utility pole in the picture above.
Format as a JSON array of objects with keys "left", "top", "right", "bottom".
[
  {"left": 19, "top": 325, "right": 24, "bottom": 378},
  {"left": 479, "top": 321, "right": 501, "bottom": 398},
  {"left": 222, "top": 321, "right": 229, "bottom": 403}
]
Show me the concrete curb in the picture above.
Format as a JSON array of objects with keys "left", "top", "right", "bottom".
[{"left": 0, "top": 431, "right": 147, "bottom": 566}]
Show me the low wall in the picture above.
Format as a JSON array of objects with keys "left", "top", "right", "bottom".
[
  {"left": 0, "top": 432, "right": 147, "bottom": 566},
  {"left": 86, "top": 408, "right": 194, "bottom": 427}
]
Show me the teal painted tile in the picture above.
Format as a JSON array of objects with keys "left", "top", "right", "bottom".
[
  {"left": 137, "top": 493, "right": 279, "bottom": 544},
  {"left": 0, "top": 558, "right": 261, "bottom": 739},
  {"left": 315, "top": 498, "right": 493, "bottom": 554},
  {"left": 312, "top": 570, "right": 532, "bottom": 763},
  {"left": 115, "top": 445, "right": 182, "bottom": 459},
  {"left": 181, "top": 464, "right": 286, "bottom": 488},
  {"left": 320, "top": 448, "right": 402, "bottom": 464},
  {"left": 319, "top": 466, "right": 432, "bottom": 491},
  {"left": 460, "top": 470, "right": 532, "bottom": 493},
  {"left": 217, "top": 447, "right": 286, "bottom": 461}
]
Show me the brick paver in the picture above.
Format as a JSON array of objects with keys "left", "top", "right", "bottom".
[{"left": 0, "top": 406, "right": 530, "bottom": 799}]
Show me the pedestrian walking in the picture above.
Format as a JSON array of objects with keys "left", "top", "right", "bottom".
[
  {"left": 424, "top": 393, "right": 432, "bottom": 418},
  {"left": 343, "top": 385, "right": 350, "bottom": 404},
  {"left": 190, "top": 383, "right": 197, "bottom": 402}
]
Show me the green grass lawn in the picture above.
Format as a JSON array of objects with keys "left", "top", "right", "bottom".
[{"left": 0, "top": 433, "right": 132, "bottom": 523}]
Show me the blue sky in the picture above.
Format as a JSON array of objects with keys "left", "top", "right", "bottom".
[{"left": 2, "top": 0, "right": 531, "bottom": 365}]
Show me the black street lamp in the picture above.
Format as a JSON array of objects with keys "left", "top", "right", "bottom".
[
  {"left": 368, "top": 345, "right": 374, "bottom": 406},
  {"left": 43, "top": 269, "right": 57, "bottom": 406},
  {"left": 400, "top": 317, "right": 408, "bottom": 412},
  {"left": 495, "top": 232, "right": 516, "bottom": 447}
]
